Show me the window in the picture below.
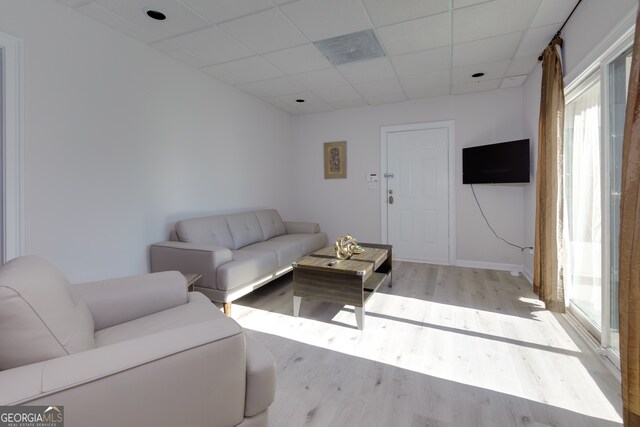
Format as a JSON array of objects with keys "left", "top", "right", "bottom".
[
  {"left": 564, "top": 75, "right": 602, "bottom": 332},
  {"left": 563, "top": 37, "right": 633, "bottom": 369}
]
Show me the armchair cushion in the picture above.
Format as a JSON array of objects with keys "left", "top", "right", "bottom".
[
  {"left": 73, "top": 271, "right": 188, "bottom": 331},
  {"left": 94, "top": 293, "right": 216, "bottom": 346},
  {"left": 0, "top": 256, "right": 95, "bottom": 370}
]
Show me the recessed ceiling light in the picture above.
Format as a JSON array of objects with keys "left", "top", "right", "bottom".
[
  {"left": 296, "top": 99, "right": 305, "bottom": 103},
  {"left": 472, "top": 72, "right": 485, "bottom": 78},
  {"left": 146, "top": 10, "right": 166, "bottom": 21}
]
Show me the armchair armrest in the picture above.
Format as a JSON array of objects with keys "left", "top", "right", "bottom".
[
  {"left": 150, "top": 241, "right": 233, "bottom": 289},
  {"left": 284, "top": 221, "right": 320, "bottom": 234},
  {"left": 0, "top": 320, "right": 247, "bottom": 426},
  {"left": 72, "top": 271, "right": 188, "bottom": 331}
]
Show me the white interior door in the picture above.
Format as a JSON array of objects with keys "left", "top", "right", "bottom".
[{"left": 386, "top": 127, "right": 450, "bottom": 263}]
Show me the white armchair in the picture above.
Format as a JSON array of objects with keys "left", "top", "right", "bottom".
[{"left": 0, "top": 256, "right": 275, "bottom": 427}]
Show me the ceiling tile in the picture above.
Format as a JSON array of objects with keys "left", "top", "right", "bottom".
[
  {"left": 507, "top": 55, "right": 539, "bottom": 76},
  {"left": 288, "top": 102, "right": 335, "bottom": 114},
  {"left": 453, "top": 0, "right": 541, "bottom": 44},
  {"left": 406, "top": 86, "right": 450, "bottom": 99},
  {"left": 219, "top": 8, "right": 307, "bottom": 53},
  {"left": 453, "top": 32, "right": 522, "bottom": 67},
  {"left": 314, "top": 85, "right": 363, "bottom": 103},
  {"left": 452, "top": 78, "right": 501, "bottom": 94},
  {"left": 261, "top": 96, "right": 292, "bottom": 110},
  {"left": 150, "top": 39, "right": 208, "bottom": 68},
  {"left": 180, "top": 0, "right": 273, "bottom": 24},
  {"left": 452, "top": 59, "right": 510, "bottom": 85},
  {"left": 500, "top": 75, "right": 528, "bottom": 88},
  {"left": 516, "top": 23, "right": 559, "bottom": 58},
  {"left": 377, "top": 12, "right": 450, "bottom": 56},
  {"left": 262, "top": 44, "right": 332, "bottom": 74},
  {"left": 338, "top": 57, "right": 396, "bottom": 84},
  {"left": 201, "top": 56, "right": 283, "bottom": 84},
  {"left": 94, "top": 0, "right": 210, "bottom": 39},
  {"left": 57, "top": 0, "right": 91, "bottom": 8},
  {"left": 291, "top": 68, "right": 349, "bottom": 90},
  {"left": 168, "top": 26, "right": 254, "bottom": 65},
  {"left": 329, "top": 98, "right": 369, "bottom": 109},
  {"left": 365, "top": 92, "right": 408, "bottom": 105},
  {"left": 280, "top": 0, "right": 371, "bottom": 41},
  {"left": 277, "top": 91, "right": 325, "bottom": 106},
  {"left": 362, "top": 0, "right": 449, "bottom": 27},
  {"left": 77, "top": 2, "right": 159, "bottom": 44},
  {"left": 531, "top": 0, "right": 575, "bottom": 28},
  {"left": 237, "top": 76, "right": 306, "bottom": 97},
  {"left": 453, "top": 0, "right": 492, "bottom": 8},
  {"left": 353, "top": 78, "right": 404, "bottom": 97},
  {"left": 400, "top": 69, "right": 450, "bottom": 91},
  {"left": 391, "top": 46, "right": 451, "bottom": 76}
]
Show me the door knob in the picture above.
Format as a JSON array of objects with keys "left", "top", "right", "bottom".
[{"left": 388, "top": 195, "right": 394, "bottom": 204}]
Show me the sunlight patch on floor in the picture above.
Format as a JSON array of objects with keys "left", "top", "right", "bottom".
[{"left": 233, "top": 293, "right": 621, "bottom": 422}]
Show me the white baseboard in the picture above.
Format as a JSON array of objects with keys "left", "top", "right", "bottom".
[
  {"left": 522, "top": 266, "right": 534, "bottom": 285},
  {"left": 455, "top": 259, "right": 523, "bottom": 273}
]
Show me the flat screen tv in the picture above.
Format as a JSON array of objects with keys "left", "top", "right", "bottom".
[{"left": 462, "top": 139, "right": 530, "bottom": 184}]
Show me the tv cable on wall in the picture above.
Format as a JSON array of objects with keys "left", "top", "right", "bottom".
[{"left": 470, "top": 184, "right": 533, "bottom": 253}]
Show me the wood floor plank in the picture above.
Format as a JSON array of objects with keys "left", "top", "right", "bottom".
[{"left": 233, "top": 262, "right": 623, "bottom": 426}]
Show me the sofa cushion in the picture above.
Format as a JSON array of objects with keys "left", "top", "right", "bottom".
[
  {"left": 0, "top": 256, "right": 96, "bottom": 370},
  {"left": 255, "top": 210, "right": 286, "bottom": 240},
  {"left": 176, "top": 215, "right": 235, "bottom": 249},
  {"left": 95, "top": 293, "right": 225, "bottom": 347},
  {"left": 269, "top": 232, "right": 328, "bottom": 254},
  {"left": 243, "top": 240, "right": 304, "bottom": 268},
  {"left": 226, "top": 212, "right": 265, "bottom": 250},
  {"left": 217, "top": 250, "right": 278, "bottom": 291}
]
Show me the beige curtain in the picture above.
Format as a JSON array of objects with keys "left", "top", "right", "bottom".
[
  {"left": 534, "top": 38, "right": 566, "bottom": 313},
  {"left": 620, "top": 6, "right": 640, "bottom": 426}
]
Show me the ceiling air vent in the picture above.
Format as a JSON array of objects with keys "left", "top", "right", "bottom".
[{"left": 313, "top": 29, "right": 386, "bottom": 66}]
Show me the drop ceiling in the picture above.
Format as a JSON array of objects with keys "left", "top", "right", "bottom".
[{"left": 58, "top": 0, "right": 576, "bottom": 115}]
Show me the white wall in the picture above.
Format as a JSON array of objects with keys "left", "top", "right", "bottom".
[
  {"left": 521, "top": 0, "right": 636, "bottom": 281},
  {"left": 0, "top": 0, "right": 293, "bottom": 282},
  {"left": 522, "top": 65, "right": 541, "bottom": 280},
  {"left": 562, "top": 0, "right": 637, "bottom": 81},
  {"left": 291, "top": 88, "right": 527, "bottom": 268}
]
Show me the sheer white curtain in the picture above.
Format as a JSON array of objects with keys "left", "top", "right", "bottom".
[{"left": 564, "top": 81, "right": 602, "bottom": 324}]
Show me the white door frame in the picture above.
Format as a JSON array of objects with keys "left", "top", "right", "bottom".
[
  {"left": 0, "top": 31, "right": 25, "bottom": 263},
  {"left": 380, "top": 121, "right": 456, "bottom": 265}
]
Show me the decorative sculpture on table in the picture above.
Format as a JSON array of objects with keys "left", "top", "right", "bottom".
[{"left": 335, "top": 234, "right": 365, "bottom": 259}]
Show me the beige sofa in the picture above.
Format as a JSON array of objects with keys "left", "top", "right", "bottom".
[
  {"left": 151, "top": 209, "right": 327, "bottom": 314},
  {"left": 0, "top": 256, "right": 275, "bottom": 427}
]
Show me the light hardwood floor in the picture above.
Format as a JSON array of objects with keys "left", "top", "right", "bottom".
[{"left": 231, "top": 261, "right": 622, "bottom": 427}]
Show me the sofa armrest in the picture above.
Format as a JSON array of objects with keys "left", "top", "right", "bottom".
[
  {"left": 0, "top": 320, "right": 248, "bottom": 426},
  {"left": 150, "top": 241, "right": 233, "bottom": 289},
  {"left": 72, "top": 271, "right": 188, "bottom": 331},
  {"left": 284, "top": 221, "right": 320, "bottom": 234}
]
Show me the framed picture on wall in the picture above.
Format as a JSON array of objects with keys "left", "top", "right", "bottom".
[{"left": 324, "top": 141, "right": 347, "bottom": 179}]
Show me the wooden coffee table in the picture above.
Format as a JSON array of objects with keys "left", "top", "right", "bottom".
[{"left": 292, "top": 244, "right": 392, "bottom": 330}]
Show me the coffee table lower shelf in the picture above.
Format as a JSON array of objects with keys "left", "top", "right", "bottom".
[{"left": 292, "top": 248, "right": 391, "bottom": 330}]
